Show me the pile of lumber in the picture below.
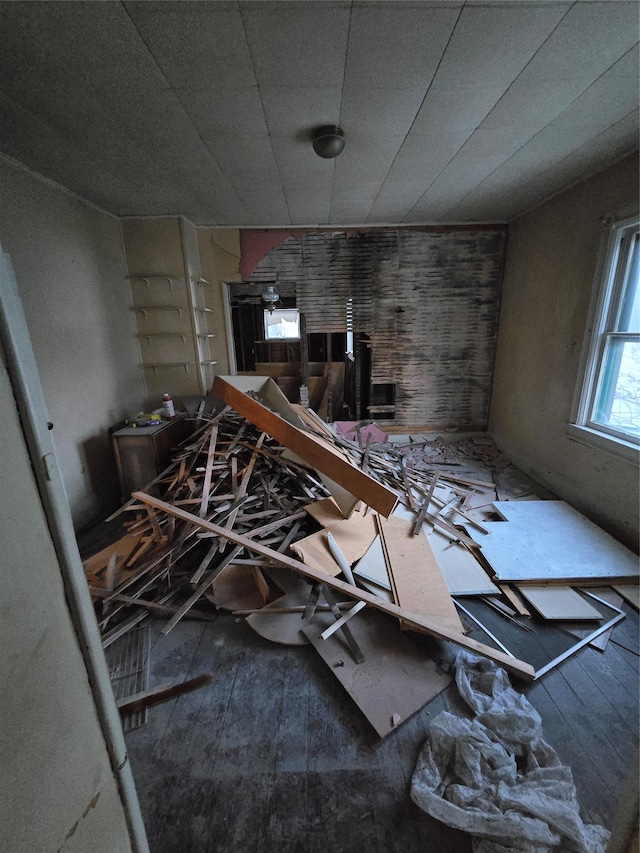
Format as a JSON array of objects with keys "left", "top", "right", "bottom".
[{"left": 83, "top": 375, "right": 638, "bottom": 735}]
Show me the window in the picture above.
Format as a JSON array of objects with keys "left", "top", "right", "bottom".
[
  {"left": 263, "top": 308, "right": 300, "bottom": 340},
  {"left": 570, "top": 217, "right": 640, "bottom": 459}
]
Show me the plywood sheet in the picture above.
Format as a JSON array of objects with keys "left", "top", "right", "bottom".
[
  {"left": 303, "top": 609, "right": 452, "bottom": 737},
  {"left": 474, "top": 501, "right": 639, "bottom": 583},
  {"left": 377, "top": 515, "right": 465, "bottom": 635},
  {"left": 290, "top": 513, "right": 377, "bottom": 579},
  {"left": 516, "top": 586, "right": 604, "bottom": 621}
]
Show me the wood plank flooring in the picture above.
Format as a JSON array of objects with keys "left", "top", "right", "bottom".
[{"left": 124, "top": 603, "right": 638, "bottom": 852}]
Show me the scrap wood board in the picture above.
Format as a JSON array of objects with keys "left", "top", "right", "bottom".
[
  {"left": 470, "top": 500, "right": 639, "bottom": 583},
  {"left": 290, "top": 513, "right": 377, "bottom": 578},
  {"left": 211, "top": 375, "right": 398, "bottom": 517},
  {"left": 515, "top": 585, "right": 604, "bottom": 621},
  {"left": 246, "top": 588, "right": 312, "bottom": 647},
  {"left": 302, "top": 608, "right": 452, "bottom": 737},
  {"left": 377, "top": 515, "right": 466, "bottom": 636}
]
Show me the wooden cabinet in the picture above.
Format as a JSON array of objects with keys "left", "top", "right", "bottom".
[{"left": 111, "top": 414, "right": 192, "bottom": 499}]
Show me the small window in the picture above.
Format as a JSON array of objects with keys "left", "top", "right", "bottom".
[
  {"left": 263, "top": 308, "right": 300, "bottom": 340},
  {"left": 571, "top": 217, "right": 639, "bottom": 457}
]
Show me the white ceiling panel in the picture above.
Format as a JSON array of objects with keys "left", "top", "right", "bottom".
[
  {"left": 284, "top": 184, "right": 332, "bottom": 226},
  {"left": 124, "top": 2, "right": 255, "bottom": 89},
  {"left": 177, "top": 86, "right": 269, "bottom": 140},
  {"left": 410, "top": 84, "right": 513, "bottom": 135},
  {"left": 0, "top": 1, "right": 636, "bottom": 226},
  {"left": 451, "top": 111, "right": 640, "bottom": 222},
  {"left": 203, "top": 135, "right": 281, "bottom": 180},
  {"left": 340, "top": 85, "right": 426, "bottom": 138},
  {"left": 428, "top": 4, "right": 571, "bottom": 89},
  {"left": 0, "top": 1, "right": 169, "bottom": 93},
  {"left": 241, "top": 1, "right": 351, "bottom": 88},
  {"left": 260, "top": 86, "right": 343, "bottom": 138},
  {"left": 345, "top": 4, "right": 459, "bottom": 89}
]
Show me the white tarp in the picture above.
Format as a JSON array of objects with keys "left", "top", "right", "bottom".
[{"left": 410, "top": 651, "right": 610, "bottom": 853}]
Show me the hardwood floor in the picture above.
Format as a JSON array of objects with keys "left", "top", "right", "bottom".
[{"left": 124, "top": 603, "right": 638, "bottom": 852}]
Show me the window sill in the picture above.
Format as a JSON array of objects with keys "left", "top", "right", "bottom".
[{"left": 566, "top": 423, "right": 639, "bottom": 466}]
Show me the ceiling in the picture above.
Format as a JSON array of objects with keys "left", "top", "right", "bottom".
[{"left": 0, "top": 1, "right": 637, "bottom": 227}]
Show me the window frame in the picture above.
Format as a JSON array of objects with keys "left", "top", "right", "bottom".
[{"left": 568, "top": 215, "right": 640, "bottom": 464}]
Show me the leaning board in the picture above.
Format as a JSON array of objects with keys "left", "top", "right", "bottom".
[{"left": 474, "top": 501, "right": 639, "bottom": 583}]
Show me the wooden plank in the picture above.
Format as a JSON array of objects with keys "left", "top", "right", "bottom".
[
  {"left": 475, "top": 501, "right": 639, "bottom": 583},
  {"left": 89, "top": 588, "right": 216, "bottom": 620},
  {"left": 82, "top": 533, "right": 143, "bottom": 579},
  {"left": 198, "top": 424, "right": 218, "bottom": 517},
  {"left": 161, "top": 546, "right": 243, "bottom": 634},
  {"left": 132, "top": 492, "right": 536, "bottom": 680},
  {"left": 117, "top": 673, "right": 213, "bottom": 716},
  {"left": 499, "top": 583, "right": 531, "bottom": 616},
  {"left": 320, "top": 600, "right": 367, "bottom": 639},
  {"left": 378, "top": 515, "right": 465, "bottom": 636},
  {"left": 302, "top": 609, "right": 452, "bottom": 737},
  {"left": 212, "top": 375, "right": 397, "bottom": 517}
]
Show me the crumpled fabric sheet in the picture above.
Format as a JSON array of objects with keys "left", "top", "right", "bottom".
[{"left": 410, "top": 651, "right": 610, "bottom": 853}]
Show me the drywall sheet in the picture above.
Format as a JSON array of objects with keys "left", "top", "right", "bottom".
[
  {"left": 429, "top": 529, "right": 499, "bottom": 596},
  {"left": 378, "top": 515, "right": 465, "bottom": 635},
  {"left": 303, "top": 609, "right": 452, "bottom": 737},
  {"left": 291, "top": 513, "right": 377, "bottom": 578},
  {"left": 392, "top": 503, "right": 497, "bottom": 595},
  {"left": 353, "top": 536, "right": 391, "bottom": 591},
  {"left": 473, "top": 501, "right": 639, "bottom": 583},
  {"left": 212, "top": 375, "right": 398, "bottom": 517},
  {"left": 516, "top": 586, "right": 603, "bottom": 621}
]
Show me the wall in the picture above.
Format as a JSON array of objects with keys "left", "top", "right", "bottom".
[
  {"left": 197, "top": 227, "right": 242, "bottom": 378},
  {"left": 0, "top": 156, "right": 146, "bottom": 529},
  {"left": 0, "top": 348, "right": 133, "bottom": 853},
  {"left": 490, "top": 154, "right": 639, "bottom": 549},
  {"left": 247, "top": 228, "right": 507, "bottom": 429}
]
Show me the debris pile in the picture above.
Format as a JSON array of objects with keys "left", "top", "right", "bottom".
[{"left": 83, "top": 375, "right": 638, "bottom": 736}]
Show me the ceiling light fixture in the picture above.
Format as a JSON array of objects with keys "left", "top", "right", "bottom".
[
  {"left": 262, "top": 284, "right": 279, "bottom": 312},
  {"left": 312, "top": 125, "right": 345, "bottom": 159}
]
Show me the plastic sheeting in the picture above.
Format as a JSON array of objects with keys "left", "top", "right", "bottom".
[{"left": 411, "top": 651, "right": 610, "bottom": 853}]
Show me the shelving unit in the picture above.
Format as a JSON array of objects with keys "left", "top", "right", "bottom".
[
  {"left": 128, "top": 271, "right": 212, "bottom": 404},
  {"left": 188, "top": 277, "right": 217, "bottom": 394}
]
